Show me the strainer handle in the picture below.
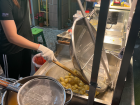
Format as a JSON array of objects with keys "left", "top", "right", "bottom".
[
  {"left": 0, "top": 79, "right": 10, "bottom": 87},
  {"left": 64, "top": 89, "right": 73, "bottom": 105}
]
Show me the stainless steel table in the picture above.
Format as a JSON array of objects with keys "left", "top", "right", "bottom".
[{"left": 34, "top": 54, "right": 134, "bottom": 105}]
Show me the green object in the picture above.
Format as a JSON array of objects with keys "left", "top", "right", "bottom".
[
  {"left": 43, "top": 6, "right": 46, "bottom": 10},
  {"left": 31, "top": 28, "right": 47, "bottom": 54},
  {"left": 32, "top": 28, "right": 43, "bottom": 35}
]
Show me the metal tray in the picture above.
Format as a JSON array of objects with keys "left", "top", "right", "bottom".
[{"left": 34, "top": 52, "right": 121, "bottom": 105}]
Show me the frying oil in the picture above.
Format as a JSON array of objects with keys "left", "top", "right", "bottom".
[{"left": 7, "top": 91, "right": 18, "bottom": 105}]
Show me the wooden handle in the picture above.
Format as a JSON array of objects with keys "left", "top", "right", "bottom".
[
  {"left": 53, "top": 60, "right": 88, "bottom": 85},
  {"left": 0, "top": 79, "right": 10, "bottom": 87},
  {"left": 58, "top": 40, "right": 70, "bottom": 45}
]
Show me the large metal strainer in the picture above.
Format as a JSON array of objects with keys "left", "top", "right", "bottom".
[
  {"left": 70, "top": 17, "right": 111, "bottom": 92},
  {"left": 0, "top": 77, "right": 73, "bottom": 105}
]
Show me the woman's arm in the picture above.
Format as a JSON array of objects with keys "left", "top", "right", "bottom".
[
  {"left": 1, "top": 20, "right": 57, "bottom": 62},
  {"left": 1, "top": 20, "right": 39, "bottom": 50}
]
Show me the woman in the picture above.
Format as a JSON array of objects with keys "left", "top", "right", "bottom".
[{"left": 0, "top": 0, "right": 56, "bottom": 79}]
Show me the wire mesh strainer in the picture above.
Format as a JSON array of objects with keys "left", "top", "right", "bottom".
[
  {"left": 71, "top": 17, "right": 111, "bottom": 92},
  {"left": 0, "top": 77, "right": 73, "bottom": 105}
]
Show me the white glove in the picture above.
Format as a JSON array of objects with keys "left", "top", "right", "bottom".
[{"left": 37, "top": 44, "right": 57, "bottom": 62}]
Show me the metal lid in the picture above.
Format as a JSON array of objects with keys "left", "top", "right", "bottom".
[{"left": 71, "top": 17, "right": 110, "bottom": 85}]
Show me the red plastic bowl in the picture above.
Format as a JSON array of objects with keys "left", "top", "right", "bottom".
[{"left": 34, "top": 56, "right": 46, "bottom": 65}]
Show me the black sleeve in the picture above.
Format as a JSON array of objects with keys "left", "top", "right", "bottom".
[{"left": 0, "top": 0, "right": 14, "bottom": 20}]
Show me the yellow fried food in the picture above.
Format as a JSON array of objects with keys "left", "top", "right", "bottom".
[
  {"left": 95, "top": 91, "right": 99, "bottom": 96},
  {"left": 69, "top": 76, "right": 74, "bottom": 78},
  {"left": 72, "top": 86, "right": 76, "bottom": 90},
  {"left": 79, "top": 90, "right": 84, "bottom": 95},
  {"left": 68, "top": 73, "right": 71, "bottom": 76},
  {"left": 75, "top": 77, "right": 79, "bottom": 81},
  {"left": 69, "top": 78, "right": 78, "bottom": 85},
  {"left": 61, "top": 82, "right": 66, "bottom": 86},
  {"left": 65, "top": 85, "right": 69, "bottom": 89},
  {"left": 84, "top": 85, "right": 89, "bottom": 90},
  {"left": 74, "top": 84, "right": 78, "bottom": 88},
  {"left": 64, "top": 79, "right": 69, "bottom": 83},
  {"left": 60, "top": 77, "right": 64, "bottom": 82},
  {"left": 81, "top": 88, "right": 86, "bottom": 92},
  {"left": 58, "top": 74, "right": 99, "bottom": 97},
  {"left": 65, "top": 76, "right": 70, "bottom": 79},
  {"left": 79, "top": 82, "right": 84, "bottom": 87},
  {"left": 67, "top": 84, "right": 71, "bottom": 89},
  {"left": 84, "top": 93, "right": 88, "bottom": 96},
  {"left": 68, "top": 78, "right": 72, "bottom": 81},
  {"left": 73, "top": 70, "right": 77, "bottom": 73},
  {"left": 73, "top": 90, "right": 79, "bottom": 94},
  {"left": 78, "top": 87, "right": 82, "bottom": 90}
]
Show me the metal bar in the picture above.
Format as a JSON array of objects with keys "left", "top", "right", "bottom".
[
  {"left": 101, "top": 57, "right": 111, "bottom": 81},
  {"left": 77, "top": 0, "right": 96, "bottom": 42},
  {"left": 58, "top": 0, "right": 62, "bottom": 30},
  {"left": 68, "top": 0, "right": 71, "bottom": 19},
  {"left": 87, "top": 0, "right": 110, "bottom": 105},
  {"left": 38, "top": 0, "right": 40, "bottom": 12},
  {"left": 89, "top": 9, "right": 95, "bottom": 19},
  {"left": 84, "top": 1, "right": 87, "bottom": 10},
  {"left": 125, "top": 0, "right": 138, "bottom": 43},
  {"left": 46, "top": 0, "right": 48, "bottom": 26},
  {"left": 41, "top": 0, "right": 42, "bottom": 6},
  {"left": 112, "top": 0, "right": 140, "bottom": 105},
  {"left": 30, "top": 0, "right": 35, "bottom": 26}
]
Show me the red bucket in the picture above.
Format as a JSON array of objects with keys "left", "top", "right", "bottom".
[{"left": 32, "top": 53, "right": 46, "bottom": 72}]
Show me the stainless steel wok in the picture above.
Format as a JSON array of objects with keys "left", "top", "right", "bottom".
[{"left": 1, "top": 76, "right": 73, "bottom": 105}]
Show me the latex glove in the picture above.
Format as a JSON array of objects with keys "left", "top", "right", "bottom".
[{"left": 37, "top": 44, "right": 57, "bottom": 62}]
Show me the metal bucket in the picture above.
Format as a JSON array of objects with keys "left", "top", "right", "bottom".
[{"left": 1, "top": 76, "right": 73, "bottom": 105}]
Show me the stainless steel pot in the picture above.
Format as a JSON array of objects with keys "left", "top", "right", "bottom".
[{"left": 1, "top": 76, "right": 73, "bottom": 105}]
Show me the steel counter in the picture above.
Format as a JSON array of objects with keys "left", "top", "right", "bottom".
[{"left": 34, "top": 54, "right": 134, "bottom": 105}]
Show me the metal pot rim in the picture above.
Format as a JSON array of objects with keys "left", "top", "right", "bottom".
[
  {"left": 17, "top": 76, "right": 66, "bottom": 105},
  {"left": 1, "top": 75, "right": 71, "bottom": 105}
]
